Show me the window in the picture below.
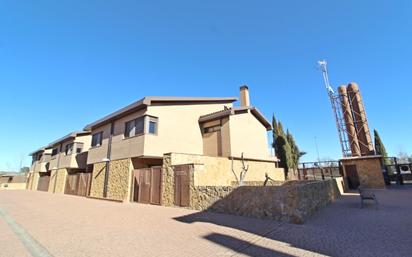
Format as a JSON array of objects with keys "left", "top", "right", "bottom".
[
  {"left": 124, "top": 117, "right": 144, "bottom": 138},
  {"left": 91, "top": 132, "right": 103, "bottom": 147},
  {"left": 76, "top": 148, "right": 82, "bottom": 154},
  {"left": 51, "top": 148, "right": 59, "bottom": 157},
  {"left": 65, "top": 143, "right": 74, "bottom": 155},
  {"left": 148, "top": 118, "right": 158, "bottom": 134},
  {"left": 203, "top": 125, "right": 221, "bottom": 134}
]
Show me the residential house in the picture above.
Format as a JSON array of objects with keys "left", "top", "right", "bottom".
[
  {"left": 45, "top": 131, "right": 91, "bottom": 196},
  {"left": 27, "top": 147, "right": 52, "bottom": 191},
  {"left": 84, "top": 86, "right": 284, "bottom": 204}
]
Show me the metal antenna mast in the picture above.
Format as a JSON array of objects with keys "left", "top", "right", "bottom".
[{"left": 318, "top": 60, "right": 352, "bottom": 157}]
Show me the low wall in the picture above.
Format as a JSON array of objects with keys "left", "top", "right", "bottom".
[
  {"left": 191, "top": 179, "right": 341, "bottom": 224},
  {"left": 0, "top": 183, "right": 27, "bottom": 190},
  {"left": 167, "top": 152, "right": 284, "bottom": 186}
]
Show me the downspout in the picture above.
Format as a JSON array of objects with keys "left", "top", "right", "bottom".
[{"left": 103, "top": 122, "right": 115, "bottom": 198}]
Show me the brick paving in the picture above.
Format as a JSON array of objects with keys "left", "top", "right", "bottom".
[{"left": 0, "top": 187, "right": 411, "bottom": 257}]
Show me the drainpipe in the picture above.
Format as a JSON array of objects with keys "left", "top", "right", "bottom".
[
  {"left": 53, "top": 143, "right": 63, "bottom": 193},
  {"left": 103, "top": 122, "right": 115, "bottom": 198}
]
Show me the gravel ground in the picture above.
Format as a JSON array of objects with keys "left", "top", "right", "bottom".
[{"left": 0, "top": 187, "right": 411, "bottom": 257}]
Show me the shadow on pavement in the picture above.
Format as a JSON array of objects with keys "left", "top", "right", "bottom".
[
  {"left": 204, "top": 233, "right": 294, "bottom": 257},
  {"left": 174, "top": 189, "right": 412, "bottom": 257}
]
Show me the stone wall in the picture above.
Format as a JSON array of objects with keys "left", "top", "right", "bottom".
[
  {"left": 161, "top": 155, "right": 175, "bottom": 206},
  {"left": 89, "top": 159, "right": 131, "bottom": 201},
  {"left": 106, "top": 158, "right": 131, "bottom": 201},
  {"left": 27, "top": 173, "right": 39, "bottom": 190},
  {"left": 53, "top": 169, "right": 67, "bottom": 194},
  {"left": 48, "top": 170, "right": 57, "bottom": 193},
  {"left": 89, "top": 162, "right": 106, "bottom": 198},
  {"left": 190, "top": 180, "right": 341, "bottom": 224},
  {"left": 167, "top": 152, "right": 284, "bottom": 186},
  {"left": 341, "top": 156, "right": 385, "bottom": 189}
]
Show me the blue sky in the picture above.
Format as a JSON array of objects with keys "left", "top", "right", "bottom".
[{"left": 0, "top": 1, "right": 411, "bottom": 171}]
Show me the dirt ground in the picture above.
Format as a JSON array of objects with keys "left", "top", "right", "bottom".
[{"left": 0, "top": 187, "right": 411, "bottom": 257}]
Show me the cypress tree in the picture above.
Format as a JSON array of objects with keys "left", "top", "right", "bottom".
[
  {"left": 272, "top": 115, "right": 294, "bottom": 179},
  {"left": 286, "top": 129, "right": 306, "bottom": 170},
  {"left": 272, "top": 114, "right": 278, "bottom": 149},
  {"left": 374, "top": 129, "right": 389, "bottom": 165}
]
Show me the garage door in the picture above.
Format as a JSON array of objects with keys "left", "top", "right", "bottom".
[
  {"left": 37, "top": 174, "right": 50, "bottom": 192},
  {"left": 133, "top": 167, "right": 162, "bottom": 205},
  {"left": 65, "top": 172, "right": 91, "bottom": 197}
]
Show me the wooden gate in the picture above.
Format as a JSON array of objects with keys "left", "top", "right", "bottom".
[
  {"left": 65, "top": 172, "right": 91, "bottom": 197},
  {"left": 174, "top": 165, "right": 191, "bottom": 207},
  {"left": 133, "top": 167, "right": 162, "bottom": 205},
  {"left": 345, "top": 165, "right": 360, "bottom": 189},
  {"left": 37, "top": 174, "right": 50, "bottom": 192}
]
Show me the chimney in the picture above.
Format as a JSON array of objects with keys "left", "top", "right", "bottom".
[{"left": 240, "top": 85, "right": 250, "bottom": 107}]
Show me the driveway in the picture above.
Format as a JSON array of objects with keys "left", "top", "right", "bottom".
[{"left": 0, "top": 187, "right": 411, "bottom": 257}]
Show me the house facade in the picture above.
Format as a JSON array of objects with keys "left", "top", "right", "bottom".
[
  {"left": 46, "top": 131, "right": 91, "bottom": 195},
  {"left": 27, "top": 86, "right": 284, "bottom": 207},
  {"left": 27, "top": 147, "right": 52, "bottom": 191},
  {"left": 84, "top": 86, "right": 284, "bottom": 203}
]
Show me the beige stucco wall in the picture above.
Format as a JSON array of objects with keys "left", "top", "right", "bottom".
[
  {"left": 30, "top": 150, "right": 52, "bottom": 174},
  {"left": 49, "top": 155, "right": 59, "bottom": 171},
  {"left": 50, "top": 135, "right": 91, "bottom": 169},
  {"left": 87, "top": 102, "right": 232, "bottom": 164},
  {"left": 0, "top": 183, "right": 27, "bottom": 190},
  {"left": 144, "top": 103, "right": 232, "bottom": 157},
  {"left": 89, "top": 159, "right": 132, "bottom": 201},
  {"left": 228, "top": 111, "right": 272, "bottom": 160},
  {"left": 168, "top": 152, "right": 284, "bottom": 186},
  {"left": 87, "top": 123, "right": 112, "bottom": 164}
]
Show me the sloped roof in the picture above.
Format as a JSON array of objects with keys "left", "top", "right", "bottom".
[
  {"left": 46, "top": 131, "right": 91, "bottom": 148},
  {"left": 199, "top": 106, "right": 272, "bottom": 130},
  {"left": 28, "top": 147, "right": 46, "bottom": 156},
  {"left": 84, "top": 96, "right": 237, "bottom": 131}
]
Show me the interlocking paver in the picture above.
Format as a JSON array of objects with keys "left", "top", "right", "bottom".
[{"left": 0, "top": 187, "right": 411, "bottom": 257}]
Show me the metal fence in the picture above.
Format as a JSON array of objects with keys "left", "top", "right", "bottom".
[{"left": 297, "top": 161, "right": 343, "bottom": 181}]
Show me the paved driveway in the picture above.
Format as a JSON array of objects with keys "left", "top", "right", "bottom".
[{"left": 0, "top": 187, "right": 411, "bottom": 257}]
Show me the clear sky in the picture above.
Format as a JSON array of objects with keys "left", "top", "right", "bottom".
[{"left": 0, "top": 1, "right": 411, "bottom": 171}]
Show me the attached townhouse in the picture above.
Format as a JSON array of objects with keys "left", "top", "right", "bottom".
[
  {"left": 83, "top": 86, "right": 284, "bottom": 205},
  {"left": 27, "top": 86, "right": 284, "bottom": 208},
  {"left": 28, "top": 147, "right": 52, "bottom": 191},
  {"left": 46, "top": 131, "right": 91, "bottom": 196}
]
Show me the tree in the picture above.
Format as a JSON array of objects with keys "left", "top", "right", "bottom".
[
  {"left": 275, "top": 135, "right": 293, "bottom": 178},
  {"left": 272, "top": 115, "right": 294, "bottom": 179},
  {"left": 374, "top": 129, "right": 390, "bottom": 165},
  {"left": 231, "top": 152, "right": 249, "bottom": 186},
  {"left": 20, "top": 167, "right": 30, "bottom": 175},
  {"left": 272, "top": 114, "right": 278, "bottom": 150},
  {"left": 286, "top": 130, "right": 306, "bottom": 170}
]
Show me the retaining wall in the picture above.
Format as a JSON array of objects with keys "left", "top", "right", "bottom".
[{"left": 191, "top": 179, "right": 341, "bottom": 224}]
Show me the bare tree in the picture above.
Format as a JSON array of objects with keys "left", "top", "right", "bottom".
[{"left": 231, "top": 152, "right": 249, "bottom": 186}]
